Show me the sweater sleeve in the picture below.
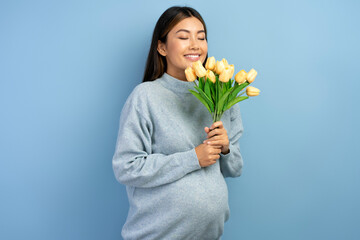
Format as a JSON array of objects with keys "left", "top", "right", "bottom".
[
  {"left": 112, "top": 88, "right": 201, "bottom": 188},
  {"left": 219, "top": 104, "right": 244, "bottom": 178}
]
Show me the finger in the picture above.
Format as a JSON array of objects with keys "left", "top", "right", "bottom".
[
  {"left": 204, "top": 138, "right": 221, "bottom": 144},
  {"left": 214, "top": 154, "right": 220, "bottom": 160},
  {"left": 211, "top": 148, "right": 222, "bottom": 154},
  {"left": 204, "top": 127, "right": 210, "bottom": 134},
  {"left": 210, "top": 121, "right": 224, "bottom": 130},
  {"left": 206, "top": 144, "right": 222, "bottom": 149},
  {"left": 206, "top": 140, "right": 226, "bottom": 146},
  {"left": 204, "top": 136, "right": 221, "bottom": 143},
  {"left": 207, "top": 129, "right": 225, "bottom": 138}
]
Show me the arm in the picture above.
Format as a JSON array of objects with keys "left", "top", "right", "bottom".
[
  {"left": 112, "top": 93, "right": 201, "bottom": 188},
  {"left": 219, "top": 104, "right": 244, "bottom": 178}
]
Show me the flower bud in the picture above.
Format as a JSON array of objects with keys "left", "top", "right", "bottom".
[
  {"left": 205, "top": 56, "right": 216, "bottom": 71},
  {"left": 235, "top": 70, "right": 247, "bottom": 84},
  {"left": 215, "top": 60, "right": 225, "bottom": 75},
  {"left": 246, "top": 68, "right": 258, "bottom": 83},
  {"left": 192, "top": 60, "right": 207, "bottom": 78},
  {"left": 219, "top": 66, "right": 232, "bottom": 82},
  {"left": 221, "top": 58, "right": 229, "bottom": 68},
  {"left": 228, "top": 64, "right": 234, "bottom": 79},
  {"left": 246, "top": 86, "right": 260, "bottom": 96},
  {"left": 205, "top": 69, "right": 216, "bottom": 83},
  {"left": 185, "top": 67, "right": 197, "bottom": 82}
]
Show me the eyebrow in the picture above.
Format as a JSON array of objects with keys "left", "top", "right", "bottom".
[{"left": 175, "top": 29, "right": 205, "bottom": 34}]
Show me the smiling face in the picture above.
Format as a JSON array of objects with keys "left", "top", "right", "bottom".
[{"left": 157, "top": 17, "right": 208, "bottom": 81}]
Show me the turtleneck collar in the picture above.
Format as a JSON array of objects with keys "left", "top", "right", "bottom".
[{"left": 158, "top": 72, "right": 195, "bottom": 94}]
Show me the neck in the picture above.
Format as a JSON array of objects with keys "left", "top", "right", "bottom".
[
  {"left": 166, "top": 70, "right": 187, "bottom": 82},
  {"left": 158, "top": 72, "right": 195, "bottom": 94}
]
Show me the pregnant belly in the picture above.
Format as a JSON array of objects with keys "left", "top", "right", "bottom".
[
  {"left": 164, "top": 168, "right": 230, "bottom": 221},
  {"left": 130, "top": 168, "right": 229, "bottom": 217},
  {"left": 125, "top": 167, "right": 230, "bottom": 239}
]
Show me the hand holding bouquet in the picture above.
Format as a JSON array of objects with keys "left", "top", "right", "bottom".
[{"left": 185, "top": 57, "right": 260, "bottom": 123}]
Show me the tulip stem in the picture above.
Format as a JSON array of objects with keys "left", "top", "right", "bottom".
[{"left": 212, "top": 110, "right": 223, "bottom": 123}]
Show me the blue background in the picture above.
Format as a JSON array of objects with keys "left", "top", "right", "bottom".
[{"left": 1, "top": 0, "right": 359, "bottom": 239}]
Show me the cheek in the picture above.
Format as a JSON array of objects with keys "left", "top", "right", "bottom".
[
  {"left": 168, "top": 41, "right": 187, "bottom": 58},
  {"left": 202, "top": 41, "right": 208, "bottom": 51},
  {"left": 201, "top": 42, "right": 208, "bottom": 61}
]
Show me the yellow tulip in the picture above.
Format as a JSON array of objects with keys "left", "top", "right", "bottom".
[
  {"left": 246, "top": 86, "right": 260, "bottom": 96},
  {"left": 246, "top": 68, "right": 258, "bottom": 83},
  {"left": 235, "top": 70, "right": 247, "bottom": 84},
  {"left": 192, "top": 60, "right": 207, "bottom": 78},
  {"left": 185, "top": 67, "right": 197, "bottom": 82},
  {"left": 205, "top": 69, "right": 216, "bottom": 83},
  {"left": 205, "top": 56, "right": 216, "bottom": 71},
  {"left": 215, "top": 60, "right": 225, "bottom": 75},
  {"left": 221, "top": 58, "right": 229, "bottom": 68},
  {"left": 219, "top": 66, "right": 232, "bottom": 82},
  {"left": 228, "top": 64, "right": 234, "bottom": 79}
]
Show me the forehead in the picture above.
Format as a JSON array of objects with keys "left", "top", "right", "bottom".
[{"left": 170, "top": 17, "right": 205, "bottom": 34}]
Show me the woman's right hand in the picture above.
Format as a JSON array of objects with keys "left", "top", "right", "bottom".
[{"left": 195, "top": 143, "right": 222, "bottom": 167}]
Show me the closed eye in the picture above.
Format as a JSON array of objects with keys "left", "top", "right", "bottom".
[{"left": 179, "top": 38, "right": 206, "bottom": 40}]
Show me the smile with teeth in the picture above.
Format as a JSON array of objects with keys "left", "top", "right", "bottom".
[{"left": 184, "top": 54, "right": 200, "bottom": 60}]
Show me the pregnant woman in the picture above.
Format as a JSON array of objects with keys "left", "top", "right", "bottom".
[{"left": 112, "top": 6, "right": 245, "bottom": 240}]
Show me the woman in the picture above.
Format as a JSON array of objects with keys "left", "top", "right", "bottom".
[{"left": 112, "top": 6, "right": 244, "bottom": 240}]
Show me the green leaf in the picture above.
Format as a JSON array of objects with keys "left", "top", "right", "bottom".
[
  {"left": 221, "top": 82, "right": 226, "bottom": 95},
  {"left": 225, "top": 96, "right": 249, "bottom": 111},
  {"left": 209, "top": 80, "right": 216, "bottom": 102},
  {"left": 216, "top": 76, "right": 221, "bottom": 110},
  {"left": 217, "top": 88, "right": 233, "bottom": 114},
  {"left": 204, "top": 78, "right": 211, "bottom": 100},
  {"left": 189, "top": 90, "right": 211, "bottom": 113},
  {"left": 229, "top": 82, "right": 249, "bottom": 100},
  {"left": 237, "top": 82, "right": 249, "bottom": 91},
  {"left": 223, "top": 94, "right": 231, "bottom": 112},
  {"left": 222, "top": 80, "right": 227, "bottom": 91},
  {"left": 194, "top": 86, "right": 214, "bottom": 112},
  {"left": 199, "top": 77, "right": 204, "bottom": 91}
]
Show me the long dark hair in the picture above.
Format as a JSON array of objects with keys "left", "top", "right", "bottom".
[{"left": 142, "top": 6, "right": 208, "bottom": 83}]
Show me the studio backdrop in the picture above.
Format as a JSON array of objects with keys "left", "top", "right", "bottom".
[{"left": 1, "top": 0, "right": 359, "bottom": 239}]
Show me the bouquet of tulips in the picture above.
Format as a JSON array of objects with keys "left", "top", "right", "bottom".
[{"left": 185, "top": 57, "right": 260, "bottom": 123}]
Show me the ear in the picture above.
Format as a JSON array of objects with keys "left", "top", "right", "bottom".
[{"left": 157, "top": 40, "right": 167, "bottom": 56}]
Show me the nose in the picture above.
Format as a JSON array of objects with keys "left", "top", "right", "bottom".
[{"left": 189, "top": 36, "right": 200, "bottom": 49}]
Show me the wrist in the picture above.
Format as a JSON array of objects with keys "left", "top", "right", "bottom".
[{"left": 221, "top": 147, "right": 230, "bottom": 155}]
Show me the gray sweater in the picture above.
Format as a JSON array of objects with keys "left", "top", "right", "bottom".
[{"left": 112, "top": 72, "right": 244, "bottom": 240}]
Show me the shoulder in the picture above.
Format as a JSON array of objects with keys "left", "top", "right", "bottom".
[
  {"left": 124, "top": 80, "right": 163, "bottom": 111},
  {"left": 130, "top": 79, "right": 163, "bottom": 99}
]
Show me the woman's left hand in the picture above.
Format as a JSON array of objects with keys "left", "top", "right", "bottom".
[{"left": 203, "top": 121, "right": 230, "bottom": 155}]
